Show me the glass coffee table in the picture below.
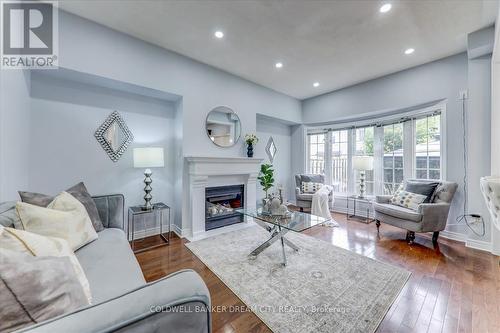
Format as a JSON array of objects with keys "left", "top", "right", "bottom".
[{"left": 237, "top": 208, "right": 329, "bottom": 266}]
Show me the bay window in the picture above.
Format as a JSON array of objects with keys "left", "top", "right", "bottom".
[{"left": 306, "top": 107, "right": 445, "bottom": 196}]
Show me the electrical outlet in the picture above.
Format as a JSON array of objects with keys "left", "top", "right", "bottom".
[{"left": 459, "top": 89, "right": 468, "bottom": 100}]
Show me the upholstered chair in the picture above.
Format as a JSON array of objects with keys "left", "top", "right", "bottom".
[
  {"left": 373, "top": 179, "right": 458, "bottom": 244},
  {"left": 295, "top": 174, "right": 333, "bottom": 212}
]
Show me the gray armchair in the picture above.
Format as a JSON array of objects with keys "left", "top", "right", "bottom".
[
  {"left": 295, "top": 174, "right": 333, "bottom": 212},
  {"left": 373, "top": 179, "right": 458, "bottom": 244}
]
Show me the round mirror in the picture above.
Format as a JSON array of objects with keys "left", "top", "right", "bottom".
[{"left": 206, "top": 106, "right": 241, "bottom": 147}]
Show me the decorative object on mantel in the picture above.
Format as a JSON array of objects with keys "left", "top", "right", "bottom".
[
  {"left": 206, "top": 106, "right": 241, "bottom": 148},
  {"left": 353, "top": 156, "right": 373, "bottom": 198},
  {"left": 133, "top": 147, "right": 165, "bottom": 210},
  {"left": 244, "top": 133, "right": 259, "bottom": 158},
  {"left": 94, "top": 111, "right": 134, "bottom": 162},
  {"left": 265, "top": 136, "right": 277, "bottom": 163}
]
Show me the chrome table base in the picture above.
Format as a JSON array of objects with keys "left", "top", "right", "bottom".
[{"left": 249, "top": 220, "right": 299, "bottom": 266}]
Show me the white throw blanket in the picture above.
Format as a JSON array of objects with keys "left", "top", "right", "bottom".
[{"left": 311, "top": 185, "right": 339, "bottom": 227}]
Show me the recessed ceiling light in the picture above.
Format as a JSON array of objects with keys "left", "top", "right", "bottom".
[
  {"left": 404, "top": 48, "right": 415, "bottom": 55},
  {"left": 379, "top": 3, "right": 392, "bottom": 13},
  {"left": 214, "top": 31, "right": 224, "bottom": 39},
  {"left": 275, "top": 62, "right": 283, "bottom": 69},
  {"left": 313, "top": 82, "right": 320, "bottom": 87}
]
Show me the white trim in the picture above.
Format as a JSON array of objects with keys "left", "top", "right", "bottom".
[
  {"left": 465, "top": 238, "right": 492, "bottom": 252},
  {"left": 440, "top": 230, "right": 467, "bottom": 242}
]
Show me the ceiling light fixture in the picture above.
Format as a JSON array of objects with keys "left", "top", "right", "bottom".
[
  {"left": 313, "top": 82, "right": 320, "bottom": 87},
  {"left": 275, "top": 62, "right": 283, "bottom": 69},
  {"left": 214, "top": 31, "right": 224, "bottom": 39},
  {"left": 404, "top": 48, "right": 415, "bottom": 55},
  {"left": 379, "top": 3, "right": 392, "bottom": 13}
]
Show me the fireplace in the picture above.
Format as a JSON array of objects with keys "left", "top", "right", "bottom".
[{"left": 205, "top": 184, "right": 244, "bottom": 231}]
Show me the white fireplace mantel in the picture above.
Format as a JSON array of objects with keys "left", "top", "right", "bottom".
[{"left": 185, "top": 156, "right": 263, "bottom": 239}]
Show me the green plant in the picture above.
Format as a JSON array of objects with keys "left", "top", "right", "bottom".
[{"left": 258, "top": 164, "right": 274, "bottom": 198}]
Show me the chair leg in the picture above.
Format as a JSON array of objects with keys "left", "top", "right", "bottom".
[
  {"left": 375, "top": 220, "right": 380, "bottom": 231},
  {"left": 432, "top": 231, "right": 439, "bottom": 243},
  {"left": 407, "top": 231, "right": 415, "bottom": 245},
  {"left": 299, "top": 207, "right": 304, "bottom": 212}
]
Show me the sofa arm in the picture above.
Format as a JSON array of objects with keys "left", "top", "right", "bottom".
[
  {"left": 20, "top": 269, "right": 211, "bottom": 333},
  {"left": 375, "top": 195, "right": 392, "bottom": 204},
  {"left": 418, "top": 203, "right": 451, "bottom": 232}
]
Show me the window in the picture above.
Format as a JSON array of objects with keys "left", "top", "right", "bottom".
[
  {"left": 307, "top": 107, "right": 444, "bottom": 196},
  {"left": 354, "top": 127, "right": 374, "bottom": 195},
  {"left": 331, "top": 130, "right": 349, "bottom": 192},
  {"left": 415, "top": 115, "right": 441, "bottom": 180},
  {"left": 308, "top": 134, "right": 325, "bottom": 174},
  {"left": 383, "top": 123, "right": 404, "bottom": 194}
]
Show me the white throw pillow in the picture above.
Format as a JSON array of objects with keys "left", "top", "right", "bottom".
[
  {"left": 0, "top": 225, "right": 92, "bottom": 303},
  {"left": 390, "top": 190, "right": 427, "bottom": 211},
  {"left": 16, "top": 191, "right": 98, "bottom": 251}
]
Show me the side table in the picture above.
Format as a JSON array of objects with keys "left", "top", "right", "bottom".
[
  {"left": 346, "top": 195, "right": 374, "bottom": 224},
  {"left": 128, "top": 202, "right": 170, "bottom": 253}
]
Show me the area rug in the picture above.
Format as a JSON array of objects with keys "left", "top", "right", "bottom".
[{"left": 186, "top": 226, "right": 410, "bottom": 333}]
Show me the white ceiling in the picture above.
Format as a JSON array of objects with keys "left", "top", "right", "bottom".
[{"left": 58, "top": 0, "right": 497, "bottom": 100}]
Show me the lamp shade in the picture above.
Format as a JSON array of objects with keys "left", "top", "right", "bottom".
[
  {"left": 133, "top": 147, "right": 164, "bottom": 168},
  {"left": 352, "top": 156, "right": 373, "bottom": 171}
]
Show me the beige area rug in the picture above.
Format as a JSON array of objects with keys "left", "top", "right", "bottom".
[{"left": 186, "top": 226, "right": 410, "bottom": 333}]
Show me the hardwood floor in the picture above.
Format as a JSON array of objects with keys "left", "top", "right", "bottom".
[{"left": 134, "top": 212, "right": 500, "bottom": 333}]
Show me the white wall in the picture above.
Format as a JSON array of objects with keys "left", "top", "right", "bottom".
[
  {"left": 301, "top": 51, "right": 493, "bottom": 247},
  {"left": 255, "top": 115, "right": 293, "bottom": 202}
]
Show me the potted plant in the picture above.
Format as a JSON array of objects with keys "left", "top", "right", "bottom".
[
  {"left": 244, "top": 133, "right": 259, "bottom": 157},
  {"left": 258, "top": 164, "right": 274, "bottom": 199}
]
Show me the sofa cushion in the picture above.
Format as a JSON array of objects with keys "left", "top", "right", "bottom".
[
  {"left": 404, "top": 180, "right": 439, "bottom": 203},
  {"left": 75, "top": 228, "right": 145, "bottom": 303},
  {"left": 373, "top": 202, "right": 422, "bottom": 222},
  {"left": 0, "top": 249, "right": 90, "bottom": 333},
  {"left": 296, "top": 193, "right": 314, "bottom": 201},
  {"left": 19, "top": 182, "right": 105, "bottom": 232},
  {"left": 0, "top": 202, "right": 19, "bottom": 228}
]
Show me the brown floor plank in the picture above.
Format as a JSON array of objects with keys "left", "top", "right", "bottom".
[{"left": 134, "top": 212, "right": 500, "bottom": 333}]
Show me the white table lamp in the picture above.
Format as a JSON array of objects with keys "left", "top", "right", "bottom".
[
  {"left": 133, "top": 147, "right": 164, "bottom": 210},
  {"left": 353, "top": 156, "right": 373, "bottom": 198}
]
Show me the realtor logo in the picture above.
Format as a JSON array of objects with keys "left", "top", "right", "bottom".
[{"left": 1, "top": 1, "right": 58, "bottom": 69}]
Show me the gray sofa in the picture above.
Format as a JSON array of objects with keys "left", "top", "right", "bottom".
[
  {"left": 295, "top": 174, "right": 333, "bottom": 211},
  {"left": 0, "top": 194, "right": 211, "bottom": 333},
  {"left": 373, "top": 179, "right": 458, "bottom": 244}
]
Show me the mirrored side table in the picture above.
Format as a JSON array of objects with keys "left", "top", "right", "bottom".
[
  {"left": 346, "top": 195, "right": 375, "bottom": 224},
  {"left": 128, "top": 202, "right": 170, "bottom": 253}
]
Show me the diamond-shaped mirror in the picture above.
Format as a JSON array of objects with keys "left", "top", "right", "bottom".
[
  {"left": 95, "top": 111, "right": 134, "bottom": 162},
  {"left": 265, "top": 137, "right": 277, "bottom": 163}
]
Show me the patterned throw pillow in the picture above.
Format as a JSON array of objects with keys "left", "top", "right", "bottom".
[
  {"left": 16, "top": 191, "right": 98, "bottom": 251},
  {"left": 390, "top": 190, "right": 427, "bottom": 211},
  {"left": 301, "top": 182, "right": 323, "bottom": 194}
]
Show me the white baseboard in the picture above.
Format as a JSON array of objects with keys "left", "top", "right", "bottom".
[
  {"left": 465, "top": 238, "right": 492, "bottom": 252},
  {"left": 440, "top": 230, "right": 467, "bottom": 242}
]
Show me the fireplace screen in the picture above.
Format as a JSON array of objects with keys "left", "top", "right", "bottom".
[{"left": 205, "top": 184, "right": 244, "bottom": 230}]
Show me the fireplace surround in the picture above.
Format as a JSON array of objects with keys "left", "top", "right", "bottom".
[{"left": 185, "top": 156, "right": 263, "bottom": 239}]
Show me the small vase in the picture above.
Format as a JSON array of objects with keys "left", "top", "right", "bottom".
[{"left": 247, "top": 143, "right": 254, "bottom": 157}]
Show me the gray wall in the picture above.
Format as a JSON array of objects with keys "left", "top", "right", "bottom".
[
  {"left": 302, "top": 52, "right": 492, "bottom": 244},
  {"left": 255, "top": 115, "right": 293, "bottom": 202},
  {"left": 0, "top": 71, "right": 31, "bottom": 201},
  {"left": 28, "top": 72, "right": 177, "bottom": 230}
]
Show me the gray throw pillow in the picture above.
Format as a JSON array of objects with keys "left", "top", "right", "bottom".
[
  {"left": 404, "top": 181, "right": 439, "bottom": 203},
  {"left": 0, "top": 249, "right": 90, "bottom": 333},
  {"left": 19, "top": 182, "right": 104, "bottom": 232},
  {"left": 0, "top": 202, "right": 19, "bottom": 228}
]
